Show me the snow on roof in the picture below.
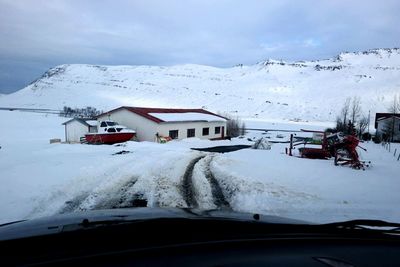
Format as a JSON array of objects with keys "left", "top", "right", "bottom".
[
  {"left": 86, "top": 120, "right": 98, "bottom": 126},
  {"left": 148, "top": 112, "right": 226, "bottom": 122},
  {"left": 377, "top": 116, "right": 400, "bottom": 122},
  {"left": 98, "top": 106, "right": 228, "bottom": 124},
  {"left": 62, "top": 118, "right": 97, "bottom": 127}
]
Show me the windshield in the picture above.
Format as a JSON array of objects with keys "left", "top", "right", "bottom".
[
  {"left": 106, "top": 122, "right": 117, "bottom": 126},
  {"left": 0, "top": 1, "right": 399, "bottom": 226}
]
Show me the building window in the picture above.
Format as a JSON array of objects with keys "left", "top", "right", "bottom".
[
  {"left": 89, "top": 126, "right": 97, "bottom": 133},
  {"left": 187, "top": 128, "right": 195, "bottom": 138},
  {"left": 202, "top": 127, "right": 209, "bottom": 136},
  {"left": 215, "top": 126, "right": 221, "bottom": 134},
  {"left": 169, "top": 130, "right": 179, "bottom": 139}
]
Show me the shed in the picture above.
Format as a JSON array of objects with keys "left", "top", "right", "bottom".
[
  {"left": 62, "top": 118, "right": 98, "bottom": 143},
  {"left": 96, "top": 106, "right": 228, "bottom": 142},
  {"left": 375, "top": 113, "right": 400, "bottom": 142}
]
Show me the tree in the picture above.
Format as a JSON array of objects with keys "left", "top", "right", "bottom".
[
  {"left": 362, "top": 132, "right": 372, "bottom": 141},
  {"left": 388, "top": 93, "right": 400, "bottom": 113},
  {"left": 347, "top": 120, "right": 356, "bottom": 135},
  {"left": 357, "top": 115, "right": 369, "bottom": 138},
  {"left": 336, "top": 97, "right": 356, "bottom": 134},
  {"left": 240, "top": 122, "right": 246, "bottom": 136},
  {"left": 372, "top": 135, "right": 381, "bottom": 144},
  {"left": 219, "top": 112, "right": 244, "bottom": 138},
  {"left": 384, "top": 94, "right": 400, "bottom": 142},
  {"left": 350, "top": 96, "right": 361, "bottom": 125},
  {"left": 341, "top": 97, "right": 351, "bottom": 128},
  {"left": 60, "top": 106, "right": 102, "bottom": 118},
  {"left": 335, "top": 97, "right": 368, "bottom": 136},
  {"left": 226, "top": 118, "right": 240, "bottom": 137},
  {"left": 335, "top": 117, "right": 345, "bottom": 132}
]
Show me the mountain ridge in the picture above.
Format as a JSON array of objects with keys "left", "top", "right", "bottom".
[{"left": 1, "top": 48, "right": 399, "bottom": 123}]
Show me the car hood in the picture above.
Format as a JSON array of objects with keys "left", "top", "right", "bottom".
[{"left": 0, "top": 207, "right": 310, "bottom": 241}]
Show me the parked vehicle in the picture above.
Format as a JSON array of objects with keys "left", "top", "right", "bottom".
[
  {"left": 85, "top": 120, "right": 136, "bottom": 144},
  {"left": 288, "top": 130, "right": 371, "bottom": 170}
]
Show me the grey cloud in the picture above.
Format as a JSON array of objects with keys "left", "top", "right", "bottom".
[{"left": 0, "top": 0, "right": 399, "bottom": 93}]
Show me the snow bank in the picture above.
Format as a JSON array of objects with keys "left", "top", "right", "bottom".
[{"left": 211, "top": 141, "right": 400, "bottom": 223}]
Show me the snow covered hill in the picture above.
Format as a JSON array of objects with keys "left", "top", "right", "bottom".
[{"left": 1, "top": 48, "right": 399, "bottom": 123}]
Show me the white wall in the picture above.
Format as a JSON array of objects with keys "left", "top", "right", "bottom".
[
  {"left": 97, "top": 109, "right": 158, "bottom": 141},
  {"left": 65, "top": 121, "right": 89, "bottom": 143},
  {"left": 98, "top": 108, "right": 227, "bottom": 142},
  {"left": 156, "top": 121, "right": 227, "bottom": 140},
  {"left": 377, "top": 117, "right": 400, "bottom": 141}
]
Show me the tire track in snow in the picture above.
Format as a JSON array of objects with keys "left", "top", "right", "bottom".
[
  {"left": 203, "top": 156, "right": 231, "bottom": 209},
  {"left": 93, "top": 179, "right": 147, "bottom": 209},
  {"left": 59, "top": 153, "right": 231, "bottom": 213},
  {"left": 151, "top": 155, "right": 199, "bottom": 208},
  {"left": 58, "top": 193, "right": 91, "bottom": 214},
  {"left": 181, "top": 155, "right": 206, "bottom": 208},
  {"left": 59, "top": 176, "right": 142, "bottom": 213}
]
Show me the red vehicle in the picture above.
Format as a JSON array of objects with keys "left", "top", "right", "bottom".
[
  {"left": 85, "top": 120, "right": 136, "bottom": 144},
  {"left": 333, "top": 134, "right": 370, "bottom": 170},
  {"left": 288, "top": 130, "right": 370, "bottom": 170}
]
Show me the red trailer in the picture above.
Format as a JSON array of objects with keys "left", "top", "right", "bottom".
[{"left": 289, "top": 129, "right": 330, "bottom": 159}]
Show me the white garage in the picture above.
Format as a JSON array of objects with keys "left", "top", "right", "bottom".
[
  {"left": 96, "top": 106, "right": 228, "bottom": 142},
  {"left": 62, "top": 118, "right": 98, "bottom": 143}
]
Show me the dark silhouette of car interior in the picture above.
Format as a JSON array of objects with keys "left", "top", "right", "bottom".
[{"left": 1, "top": 208, "right": 400, "bottom": 266}]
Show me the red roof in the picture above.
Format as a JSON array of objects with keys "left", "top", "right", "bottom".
[{"left": 98, "top": 106, "right": 228, "bottom": 123}]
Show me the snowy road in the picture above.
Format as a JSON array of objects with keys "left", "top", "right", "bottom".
[{"left": 56, "top": 154, "right": 231, "bottom": 214}]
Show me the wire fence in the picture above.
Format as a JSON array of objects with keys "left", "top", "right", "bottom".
[
  {"left": 0, "top": 107, "right": 61, "bottom": 114},
  {"left": 381, "top": 141, "right": 400, "bottom": 161}
]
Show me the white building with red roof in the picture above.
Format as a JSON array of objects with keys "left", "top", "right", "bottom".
[{"left": 96, "top": 106, "right": 228, "bottom": 142}]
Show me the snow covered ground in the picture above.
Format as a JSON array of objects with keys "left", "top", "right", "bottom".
[{"left": 1, "top": 110, "right": 399, "bottom": 224}]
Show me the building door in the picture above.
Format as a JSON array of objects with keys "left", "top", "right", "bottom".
[{"left": 221, "top": 126, "right": 225, "bottom": 138}]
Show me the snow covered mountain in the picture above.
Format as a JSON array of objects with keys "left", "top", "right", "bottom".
[{"left": 1, "top": 48, "right": 399, "bottom": 123}]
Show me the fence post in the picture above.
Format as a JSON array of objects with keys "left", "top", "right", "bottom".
[
  {"left": 398, "top": 153, "right": 400, "bottom": 161},
  {"left": 289, "top": 134, "right": 293, "bottom": 156},
  {"left": 394, "top": 148, "right": 397, "bottom": 157}
]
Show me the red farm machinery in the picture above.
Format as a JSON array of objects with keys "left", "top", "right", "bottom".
[{"left": 287, "top": 129, "right": 370, "bottom": 170}]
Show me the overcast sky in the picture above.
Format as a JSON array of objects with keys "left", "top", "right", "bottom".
[{"left": 1, "top": 0, "right": 399, "bottom": 93}]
